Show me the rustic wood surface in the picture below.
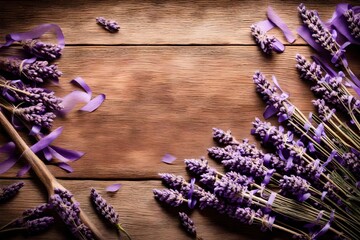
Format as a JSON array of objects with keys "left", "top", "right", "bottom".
[{"left": 0, "top": 0, "right": 359, "bottom": 239}]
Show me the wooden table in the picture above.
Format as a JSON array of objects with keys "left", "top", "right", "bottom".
[{"left": 0, "top": 1, "right": 359, "bottom": 239}]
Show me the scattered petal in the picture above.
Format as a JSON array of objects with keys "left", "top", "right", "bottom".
[
  {"left": 162, "top": 153, "right": 177, "bottom": 164},
  {"left": 57, "top": 162, "right": 74, "bottom": 173},
  {"left": 106, "top": 183, "right": 122, "bottom": 192},
  {"left": 0, "top": 155, "right": 18, "bottom": 174}
]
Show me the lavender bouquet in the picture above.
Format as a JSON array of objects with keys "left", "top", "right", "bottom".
[{"left": 154, "top": 3, "right": 360, "bottom": 240}]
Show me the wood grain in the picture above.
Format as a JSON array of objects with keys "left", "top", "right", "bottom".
[
  {"left": 0, "top": 0, "right": 357, "bottom": 45},
  {"left": 0, "top": 179, "right": 286, "bottom": 240},
  {"left": 2, "top": 46, "right": 358, "bottom": 179}
]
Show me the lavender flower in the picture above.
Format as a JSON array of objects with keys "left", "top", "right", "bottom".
[
  {"left": 185, "top": 157, "right": 216, "bottom": 176},
  {"left": 90, "top": 188, "right": 119, "bottom": 225},
  {"left": 178, "top": 212, "right": 197, "bottom": 236},
  {"left": 234, "top": 207, "right": 256, "bottom": 225},
  {"left": 0, "top": 57, "right": 62, "bottom": 83},
  {"left": 222, "top": 155, "right": 265, "bottom": 178},
  {"left": 22, "top": 87, "right": 63, "bottom": 111},
  {"left": 298, "top": 3, "right": 337, "bottom": 54},
  {"left": 279, "top": 175, "right": 310, "bottom": 196},
  {"left": 96, "top": 17, "right": 120, "bottom": 32},
  {"left": 153, "top": 189, "right": 184, "bottom": 207},
  {"left": 14, "top": 103, "right": 56, "bottom": 129},
  {"left": 0, "top": 181, "right": 24, "bottom": 203},
  {"left": 207, "top": 145, "right": 235, "bottom": 161},
  {"left": 24, "top": 216, "right": 54, "bottom": 235},
  {"left": 213, "top": 175, "right": 247, "bottom": 203},
  {"left": 50, "top": 188, "right": 94, "bottom": 240},
  {"left": 194, "top": 190, "right": 220, "bottom": 210},
  {"left": 344, "top": 9, "right": 360, "bottom": 39},
  {"left": 21, "top": 39, "right": 62, "bottom": 60},
  {"left": 295, "top": 54, "right": 323, "bottom": 82},
  {"left": 199, "top": 172, "right": 217, "bottom": 187},
  {"left": 341, "top": 152, "right": 360, "bottom": 176},
  {"left": 23, "top": 203, "right": 52, "bottom": 218},
  {"left": 312, "top": 99, "right": 336, "bottom": 122},
  {"left": 250, "top": 24, "right": 276, "bottom": 54},
  {"left": 212, "top": 128, "right": 239, "bottom": 146}
]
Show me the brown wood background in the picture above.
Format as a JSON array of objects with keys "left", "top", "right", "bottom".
[{"left": 0, "top": 0, "right": 359, "bottom": 239}]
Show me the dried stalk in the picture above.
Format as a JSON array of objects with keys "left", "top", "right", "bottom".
[{"left": 0, "top": 111, "right": 104, "bottom": 239}]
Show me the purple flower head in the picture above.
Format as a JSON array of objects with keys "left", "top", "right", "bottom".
[
  {"left": 222, "top": 155, "right": 265, "bottom": 178},
  {"left": 236, "top": 139, "right": 263, "bottom": 159},
  {"left": 279, "top": 175, "right": 310, "bottom": 196},
  {"left": 21, "top": 39, "right": 62, "bottom": 60},
  {"left": 14, "top": 103, "right": 56, "bottom": 129},
  {"left": 298, "top": 4, "right": 337, "bottom": 55},
  {"left": 25, "top": 216, "right": 54, "bottom": 235},
  {"left": 195, "top": 190, "right": 220, "bottom": 210},
  {"left": 178, "top": 212, "right": 197, "bottom": 236},
  {"left": 0, "top": 57, "right": 62, "bottom": 83},
  {"left": 90, "top": 188, "right": 119, "bottom": 225},
  {"left": 250, "top": 24, "right": 276, "bottom": 54},
  {"left": 50, "top": 188, "right": 95, "bottom": 240},
  {"left": 295, "top": 54, "right": 323, "bottom": 83},
  {"left": 234, "top": 207, "right": 256, "bottom": 225},
  {"left": 153, "top": 189, "right": 184, "bottom": 207},
  {"left": 212, "top": 127, "right": 239, "bottom": 146},
  {"left": 312, "top": 99, "right": 336, "bottom": 122},
  {"left": 214, "top": 175, "right": 247, "bottom": 203},
  {"left": 341, "top": 152, "right": 360, "bottom": 175},
  {"left": 23, "top": 203, "right": 52, "bottom": 218},
  {"left": 0, "top": 181, "right": 24, "bottom": 203},
  {"left": 184, "top": 157, "right": 216, "bottom": 176},
  {"left": 225, "top": 172, "right": 252, "bottom": 186},
  {"left": 344, "top": 9, "right": 360, "bottom": 39},
  {"left": 207, "top": 145, "right": 235, "bottom": 161},
  {"left": 22, "top": 87, "right": 63, "bottom": 111},
  {"left": 199, "top": 172, "right": 217, "bottom": 187},
  {"left": 253, "top": 71, "right": 276, "bottom": 102},
  {"left": 323, "top": 182, "right": 342, "bottom": 206},
  {"left": 96, "top": 17, "right": 120, "bottom": 32}
]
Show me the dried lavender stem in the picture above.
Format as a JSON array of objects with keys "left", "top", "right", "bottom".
[
  {"left": 0, "top": 111, "right": 103, "bottom": 239},
  {"left": 0, "top": 83, "right": 30, "bottom": 95},
  {"left": 116, "top": 224, "right": 131, "bottom": 240}
]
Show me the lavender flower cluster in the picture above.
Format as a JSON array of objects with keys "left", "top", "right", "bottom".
[
  {"left": 50, "top": 188, "right": 94, "bottom": 240},
  {"left": 96, "top": 17, "right": 120, "bottom": 32},
  {"left": 250, "top": 25, "right": 276, "bottom": 54},
  {"left": 344, "top": 9, "right": 360, "bottom": 39}
]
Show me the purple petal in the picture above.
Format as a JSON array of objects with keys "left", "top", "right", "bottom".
[
  {"left": 30, "top": 127, "right": 63, "bottom": 153},
  {"left": 71, "top": 77, "right": 92, "bottom": 95},
  {"left": 48, "top": 145, "right": 84, "bottom": 162},
  {"left": 106, "top": 183, "right": 122, "bottom": 192},
  {"left": 29, "top": 125, "right": 41, "bottom": 136},
  {"left": 267, "top": 6, "right": 295, "bottom": 43},
  {"left": 17, "top": 163, "right": 31, "bottom": 177},
  {"left": 59, "top": 91, "right": 91, "bottom": 115},
  {"left": 263, "top": 105, "right": 278, "bottom": 119},
  {"left": 80, "top": 94, "right": 106, "bottom": 112},
  {"left": 161, "top": 153, "right": 176, "bottom": 164},
  {"left": 0, "top": 155, "right": 18, "bottom": 174},
  {"left": 56, "top": 162, "right": 73, "bottom": 173}
]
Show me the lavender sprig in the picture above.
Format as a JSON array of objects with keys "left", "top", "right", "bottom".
[
  {"left": 21, "top": 39, "right": 62, "bottom": 60},
  {"left": 50, "top": 188, "right": 95, "bottom": 240},
  {"left": 185, "top": 157, "right": 216, "bottom": 176},
  {"left": 90, "top": 188, "right": 119, "bottom": 225},
  {"left": 344, "top": 9, "right": 360, "bottom": 39},
  {"left": 250, "top": 24, "right": 276, "bottom": 54},
  {"left": 153, "top": 189, "right": 185, "bottom": 207},
  {"left": 178, "top": 212, "right": 197, "bottom": 237},
  {"left": 298, "top": 3, "right": 337, "bottom": 54},
  {"left": 0, "top": 182, "right": 24, "bottom": 203},
  {"left": 279, "top": 175, "right": 310, "bottom": 197},
  {"left": 0, "top": 57, "right": 62, "bottom": 83},
  {"left": 24, "top": 216, "right": 54, "bottom": 235},
  {"left": 14, "top": 103, "right": 56, "bottom": 129},
  {"left": 96, "top": 17, "right": 120, "bottom": 32}
]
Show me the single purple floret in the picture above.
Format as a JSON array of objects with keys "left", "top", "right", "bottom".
[{"left": 96, "top": 17, "right": 120, "bottom": 32}]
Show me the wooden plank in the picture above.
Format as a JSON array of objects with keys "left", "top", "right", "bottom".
[
  {"left": 0, "top": 46, "right": 359, "bottom": 179},
  {"left": 0, "top": 179, "right": 287, "bottom": 240},
  {"left": 0, "top": 0, "right": 356, "bottom": 45}
]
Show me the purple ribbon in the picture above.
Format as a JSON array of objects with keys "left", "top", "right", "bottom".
[
  {"left": 267, "top": 7, "right": 295, "bottom": 43},
  {"left": 265, "top": 192, "right": 276, "bottom": 213},
  {"left": 311, "top": 210, "right": 335, "bottom": 239},
  {"left": 0, "top": 23, "right": 65, "bottom": 49},
  {"left": 187, "top": 178, "right": 197, "bottom": 209},
  {"left": 331, "top": 41, "right": 351, "bottom": 66},
  {"left": 262, "top": 168, "right": 275, "bottom": 186},
  {"left": 298, "top": 193, "right": 311, "bottom": 202}
]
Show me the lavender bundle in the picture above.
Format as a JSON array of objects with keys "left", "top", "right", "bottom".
[
  {"left": 0, "top": 181, "right": 24, "bottom": 203},
  {"left": 0, "top": 24, "right": 105, "bottom": 239}
]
